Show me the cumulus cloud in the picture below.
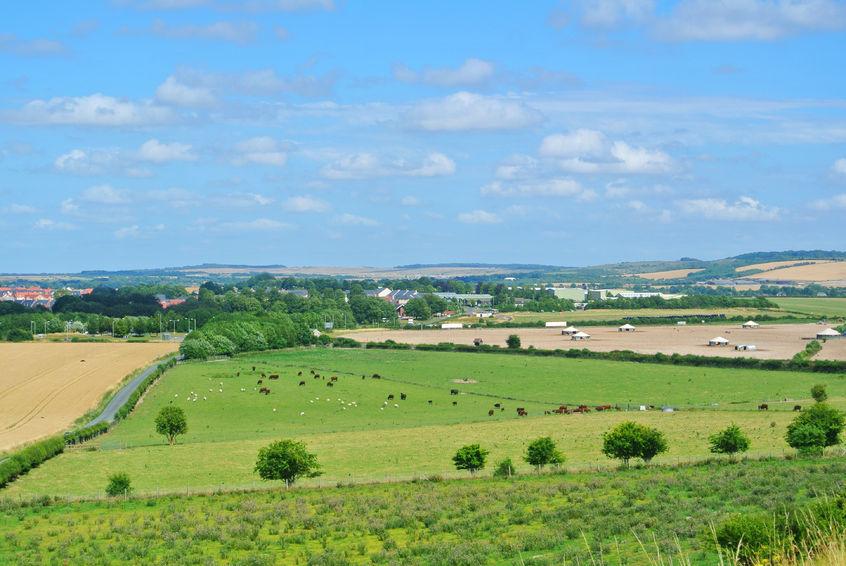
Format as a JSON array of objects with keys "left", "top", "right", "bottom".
[
  {"left": 164, "top": 67, "right": 337, "bottom": 99},
  {"left": 481, "top": 178, "right": 596, "bottom": 201},
  {"left": 457, "top": 209, "right": 502, "bottom": 224},
  {"left": 336, "top": 213, "right": 378, "bottom": 226},
  {"left": 538, "top": 130, "right": 673, "bottom": 174},
  {"left": 539, "top": 129, "right": 606, "bottom": 158},
  {"left": 833, "top": 158, "right": 846, "bottom": 176},
  {"left": 149, "top": 20, "right": 258, "bottom": 43},
  {"left": 576, "top": 0, "right": 655, "bottom": 28},
  {"left": 212, "top": 193, "right": 273, "bottom": 207},
  {"left": 408, "top": 92, "right": 543, "bottom": 131},
  {"left": 217, "top": 218, "right": 292, "bottom": 231},
  {"left": 138, "top": 139, "right": 196, "bottom": 162},
  {"left": 321, "top": 152, "right": 455, "bottom": 180},
  {"left": 0, "top": 33, "right": 66, "bottom": 56},
  {"left": 81, "top": 184, "right": 131, "bottom": 204},
  {"left": 678, "top": 196, "right": 779, "bottom": 221},
  {"left": 394, "top": 58, "right": 495, "bottom": 87},
  {"left": 283, "top": 195, "right": 329, "bottom": 212},
  {"left": 233, "top": 137, "right": 287, "bottom": 166},
  {"left": 54, "top": 148, "right": 119, "bottom": 175},
  {"left": 155, "top": 75, "right": 216, "bottom": 107},
  {"left": 13, "top": 94, "right": 174, "bottom": 126}
]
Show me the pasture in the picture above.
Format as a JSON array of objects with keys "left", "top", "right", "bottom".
[
  {"left": 0, "top": 342, "right": 178, "bottom": 451},
  {"left": 493, "top": 307, "right": 793, "bottom": 324},
  {"left": 342, "top": 323, "right": 837, "bottom": 360},
  {"left": 772, "top": 297, "right": 846, "bottom": 318},
  {"left": 4, "top": 347, "right": 846, "bottom": 498},
  {"left": 2, "top": 458, "right": 846, "bottom": 565}
]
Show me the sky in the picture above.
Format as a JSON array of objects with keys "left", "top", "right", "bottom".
[{"left": 1, "top": 0, "right": 845, "bottom": 272}]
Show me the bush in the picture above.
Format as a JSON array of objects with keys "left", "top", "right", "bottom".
[
  {"left": 524, "top": 437, "right": 564, "bottom": 471},
  {"left": 64, "top": 422, "right": 109, "bottom": 445},
  {"left": 6, "top": 327, "right": 33, "bottom": 342},
  {"left": 786, "top": 423, "right": 827, "bottom": 456},
  {"left": 179, "top": 337, "right": 216, "bottom": 360},
  {"left": 0, "top": 436, "right": 65, "bottom": 488},
  {"left": 506, "top": 334, "right": 521, "bottom": 349},
  {"left": 787, "top": 403, "right": 845, "bottom": 448},
  {"left": 255, "top": 439, "right": 322, "bottom": 487},
  {"left": 811, "top": 384, "right": 828, "bottom": 403},
  {"left": 602, "top": 421, "right": 668, "bottom": 467},
  {"left": 709, "top": 424, "right": 751, "bottom": 459},
  {"left": 452, "top": 444, "right": 489, "bottom": 475},
  {"left": 105, "top": 472, "right": 132, "bottom": 497},
  {"left": 715, "top": 513, "right": 782, "bottom": 565},
  {"left": 492, "top": 458, "right": 517, "bottom": 478}
]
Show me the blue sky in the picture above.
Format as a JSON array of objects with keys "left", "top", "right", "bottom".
[{"left": 1, "top": 0, "right": 845, "bottom": 272}]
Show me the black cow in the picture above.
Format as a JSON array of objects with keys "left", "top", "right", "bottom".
[
  {"left": 450, "top": 389, "right": 459, "bottom": 396},
  {"left": 400, "top": 393, "right": 407, "bottom": 400},
  {"left": 298, "top": 381, "right": 306, "bottom": 386},
  {"left": 794, "top": 405, "right": 802, "bottom": 411},
  {"left": 488, "top": 409, "right": 494, "bottom": 416}
]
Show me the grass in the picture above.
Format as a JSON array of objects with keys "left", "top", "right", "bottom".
[
  {"left": 3, "top": 348, "right": 846, "bottom": 498},
  {"left": 2, "top": 457, "right": 846, "bottom": 565},
  {"left": 772, "top": 297, "right": 846, "bottom": 319},
  {"left": 493, "top": 307, "right": 801, "bottom": 324}
]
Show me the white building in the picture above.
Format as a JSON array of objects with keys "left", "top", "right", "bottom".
[
  {"left": 735, "top": 344, "right": 757, "bottom": 351},
  {"left": 545, "top": 321, "right": 568, "bottom": 328},
  {"left": 708, "top": 336, "right": 730, "bottom": 346},
  {"left": 571, "top": 331, "right": 591, "bottom": 341},
  {"left": 560, "top": 327, "right": 580, "bottom": 335},
  {"left": 817, "top": 328, "right": 842, "bottom": 339},
  {"left": 441, "top": 323, "right": 463, "bottom": 329},
  {"left": 742, "top": 321, "right": 760, "bottom": 328},
  {"left": 618, "top": 324, "right": 636, "bottom": 332}
]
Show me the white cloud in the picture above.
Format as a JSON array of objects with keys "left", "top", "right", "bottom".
[
  {"left": 233, "top": 137, "right": 287, "bottom": 166},
  {"left": 495, "top": 155, "right": 539, "bottom": 180},
  {"left": 481, "top": 178, "right": 596, "bottom": 201},
  {"left": 409, "top": 92, "right": 543, "bottom": 131},
  {"left": 678, "top": 196, "right": 780, "bottom": 221},
  {"left": 810, "top": 193, "right": 846, "bottom": 211},
  {"left": 81, "top": 185, "right": 131, "bottom": 204},
  {"left": 609, "top": 141, "right": 673, "bottom": 173},
  {"left": 457, "top": 209, "right": 502, "bottom": 224},
  {"left": 0, "top": 34, "right": 66, "bottom": 56},
  {"left": 655, "top": 0, "right": 846, "bottom": 41},
  {"left": 34, "top": 218, "right": 75, "bottom": 230},
  {"left": 394, "top": 58, "right": 495, "bottom": 87},
  {"left": 54, "top": 148, "right": 119, "bottom": 175},
  {"left": 833, "top": 158, "right": 846, "bottom": 176},
  {"left": 168, "top": 67, "right": 337, "bottom": 98},
  {"left": 336, "top": 213, "right": 378, "bottom": 226},
  {"left": 578, "top": 0, "right": 655, "bottom": 28},
  {"left": 138, "top": 139, "right": 196, "bottom": 162},
  {"left": 14, "top": 94, "right": 174, "bottom": 126},
  {"left": 155, "top": 75, "right": 216, "bottom": 107},
  {"left": 539, "top": 129, "right": 606, "bottom": 158},
  {"left": 283, "top": 195, "right": 329, "bottom": 213},
  {"left": 212, "top": 193, "right": 273, "bottom": 207},
  {"left": 321, "top": 152, "right": 455, "bottom": 180},
  {"left": 2, "top": 204, "right": 37, "bottom": 214},
  {"left": 150, "top": 20, "right": 258, "bottom": 44}
]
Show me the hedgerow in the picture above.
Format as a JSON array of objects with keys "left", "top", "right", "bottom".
[{"left": 0, "top": 436, "right": 65, "bottom": 488}]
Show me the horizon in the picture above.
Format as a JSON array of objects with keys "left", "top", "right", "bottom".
[{"left": 2, "top": 1, "right": 846, "bottom": 272}]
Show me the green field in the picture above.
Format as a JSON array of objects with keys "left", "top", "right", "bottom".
[
  {"left": 489, "top": 307, "right": 800, "bottom": 324},
  {"left": 772, "top": 297, "right": 846, "bottom": 318},
  {"left": 4, "top": 348, "right": 846, "bottom": 499},
  {"left": 3, "top": 457, "right": 846, "bottom": 565}
]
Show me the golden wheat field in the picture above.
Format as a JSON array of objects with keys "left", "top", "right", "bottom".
[
  {"left": 745, "top": 261, "right": 846, "bottom": 284},
  {"left": 630, "top": 268, "right": 704, "bottom": 280},
  {"left": 0, "top": 342, "right": 178, "bottom": 451}
]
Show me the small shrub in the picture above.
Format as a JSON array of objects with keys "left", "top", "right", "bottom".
[
  {"left": 492, "top": 458, "right": 517, "bottom": 478},
  {"left": 506, "top": 334, "right": 521, "bottom": 349},
  {"left": 715, "top": 513, "right": 782, "bottom": 565},
  {"left": 105, "top": 473, "right": 132, "bottom": 497},
  {"left": 709, "top": 424, "right": 751, "bottom": 460},
  {"left": 811, "top": 384, "right": 828, "bottom": 403}
]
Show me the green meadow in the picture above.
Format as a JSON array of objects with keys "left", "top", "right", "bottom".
[
  {"left": 773, "top": 297, "right": 846, "bottom": 318},
  {"left": 4, "top": 348, "right": 846, "bottom": 498}
]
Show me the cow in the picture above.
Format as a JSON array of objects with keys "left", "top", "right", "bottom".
[
  {"left": 298, "top": 381, "right": 306, "bottom": 386},
  {"left": 236, "top": 372, "right": 240, "bottom": 377},
  {"left": 331, "top": 376, "right": 338, "bottom": 382},
  {"left": 310, "top": 370, "right": 315, "bottom": 375},
  {"left": 450, "top": 389, "right": 459, "bottom": 396},
  {"left": 313, "top": 375, "right": 320, "bottom": 380},
  {"left": 758, "top": 403, "right": 769, "bottom": 411},
  {"left": 372, "top": 373, "right": 381, "bottom": 379},
  {"left": 544, "top": 410, "right": 551, "bottom": 415},
  {"left": 257, "top": 379, "right": 263, "bottom": 385},
  {"left": 794, "top": 405, "right": 802, "bottom": 411},
  {"left": 474, "top": 338, "right": 483, "bottom": 346},
  {"left": 494, "top": 403, "right": 501, "bottom": 408},
  {"left": 452, "top": 401, "right": 458, "bottom": 406},
  {"left": 400, "top": 393, "right": 407, "bottom": 400},
  {"left": 595, "top": 405, "right": 612, "bottom": 412},
  {"left": 362, "top": 375, "right": 366, "bottom": 380},
  {"left": 259, "top": 387, "right": 270, "bottom": 395},
  {"left": 488, "top": 409, "right": 495, "bottom": 416},
  {"left": 387, "top": 394, "right": 395, "bottom": 400},
  {"left": 252, "top": 366, "right": 256, "bottom": 371},
  {"left": 298, "top": 371, "right": 303, "bottom": 376},
  {"left": 516, "top": 407, "right": 525, "bottom": 415},
  {"left": 326, "top": 382, "right": 334, "bottom": 388},
  {"left": 428, "top": 400, "right": 433, "bottom": 405},
  {"left": 517, "top": 409, "right": 528, "bottom": 417},
  {"left": 269, "top": 374, "right": 279, "bottom": 381}
]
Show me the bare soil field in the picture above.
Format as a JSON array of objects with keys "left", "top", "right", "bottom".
[
  {"left": 745, "top": 261, "right": 846, "bottom": 285},
  {"left": 820, "top": 338, "right": 846, "bottom": 361},
  {"left": 0, "top": 342, "right": 178, "bottom": 451},
  {"left": 340, "top": 323, "right": 836, "bottom": 361},
  {"left": 630, "top": 268, "right": 704, "bottom": 280}
]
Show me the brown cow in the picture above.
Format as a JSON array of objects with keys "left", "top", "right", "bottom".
[
  {"left": 488, "top": 409, "right": 495, "bottom": 416},
  {"left": 400, "top": 393, "right": 407, "bottom": 400},
  {"left": 331, "top": 376, "right": 338, "bottom": 382},
  {"left": 450, "top": 389, "right": 459, "bottom": 395},
  {"left": 269, "top": 374, "right": 279, "bottom": 380},
  {"left": 387, "top": 394, "right": 394, "bottom": 400},
  {"left": 452, "top": 401, "right": 458, "bottom": 406},
  {"left": 758, "top": 403, "right": 769, "bottom": 411}
]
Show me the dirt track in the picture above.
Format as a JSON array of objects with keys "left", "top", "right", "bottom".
[
  {"left": 341, "top": 323, "right": 843, "bottom": 361},
  {"left": 0, "top": 342, "right": 178, "bottom": 451}
]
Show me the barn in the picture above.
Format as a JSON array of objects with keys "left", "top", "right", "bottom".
[
  {"left": 571, "top": 331, "right": 591, "bottom": 341},
  {"left": 708, "top": 336, "right": 730, "bottom": 346},
  {"left": 742, "top": 321, "right": 760, "bottom": 329},
  {"left": 618, "top": 324, "right": 636, "bottom": 332},
  {"left": 816, "top": 328, "right": 843, "bottom": 340}
]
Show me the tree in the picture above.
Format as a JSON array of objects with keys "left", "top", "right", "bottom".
[
  {"left": 811, "top": 384, "right": 828, "bottom": 403},
  {"left": 423, "top": 294, "right": 449, "bottom": 315},
  {"left": 786, "top": 423, "right": 826, "bottom": 456},
  {"left": 155, "top": 406, "right": 187, "bottom": 445},
  {"left": 6, "top": 327, "right": 32, "bottom": 342},
  {"left": 105, "top": 472, "right": 132, "bottom": 497},
  {"left": 506, "top": 334, "right": 522, "bottom": 349},
  {"left": 255, "top": 439, "right": 322, "bottom": 487},
  {"left": 786, "top": 403, "right": 845, "bottom": 451},
  {"left": 403, "top": 298, "right": 432, "bottom": 320},
  {"left": 602, "top": 421, "right": 668, "bottom": 467},
  {"left": 452, "top": 444, "right": 489, "bottom": 475},
  {"left": 493, "top": 457, "right": 517, "bottom": 478},
  {"left": 524, "top": 437, "right": 564, "bottom": 471},
  {"left": 709, "top": 424, "right": 751, "bottom": 460}
]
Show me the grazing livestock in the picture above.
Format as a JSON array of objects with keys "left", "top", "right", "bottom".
[
  {"left": 236, "top": 372, "right": 240, "bottom": 377},
  {"left": 452, "top": 401, "right": 458, "bottom": 406},
  {"left": 257, "top": 379, "right": 263, "bottom": 385},
  {"left": 494, "top": 403, "right": 501, "bottom": 408},
  {"left": 474, "top": 338, "right": 483, "bottom": 346},
  {"left": 400, "top": 393, "right": 407, "bottom": 400},
  {"left": 595, "top": 405, "right": 612, "bottom": 412},
  {"left": 428, "top": 400, "right": 433, "bottom": 405},
  {"left": 372, "top": 373, "right": 381, "bottom": 379},
  {"left": 517, "top": 408, "right": 528, "bottom": 417},
  {"left": 261, "top": 373, "right": 266, "bottom": 378},
  {"left": 298, "top": 381, "right": 306, "bottom": 386},
  {"left": 387, "top": 394, "right": 395, "bottom": 400},
  {"left": 450, "top": 389, "right": 459, "bottom": 396},
  {"left": 259, "top": 387, "right": 270, "bottom": 395},
  {"left": 252, "top": 366, "right": 256, "bottom": 371},
  {"left": 326, "top": 382, "right": 334, "bottom": 388},
  {"left": 758, "top": 403, "right": 769, "bottom": 411},
  {"left": 269, "top": 374, "right": 279, "bottom": 380},
  {"left": 488, "top": 409, "right": 495, "bottom": 416},
  {"left": 794, "top": 405, "right": 802, "bottom": 411},
  {"left": 331, "top": 376, "right": 338, "bottom": 382},
  {"left": 298, "top": 371, "right": 302, "bottom": 376}
]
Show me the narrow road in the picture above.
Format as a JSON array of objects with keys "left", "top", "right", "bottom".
[{"left": 84, "top": 356, "right": 177, "bottom": 428}]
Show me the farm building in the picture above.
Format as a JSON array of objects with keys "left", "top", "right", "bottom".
[
  {"left": 433, "top": 292, "right": 493, "bottom": 306},
  {"left": 560, "top": 327, "right": 580, "bottom": 335},
  {"left": 735, "top": 344, "right": 757, "bottom": 351},
  {"left": 618, "top": 324, "right": 636, "bottom": 332},
  {"left": 545, "top": 321, "right": 568, "bottom": 328},
  {"left": 441, "top": 323, "right": 463, "bottom": 329},
  {"left": 546, "top": 287, "right": 587, "bottom": 301},
  {"left": 742, "top": 321, "right": 760, "bottom": 328},
  {"left": 817, "top": 328, "right": 843, "bottom": 339},
  {"left": 571, "top": 331, "right": 591, "bottom": 341},
  {"left": 708, "top": 336, "right": 730, "bottom": 346}
]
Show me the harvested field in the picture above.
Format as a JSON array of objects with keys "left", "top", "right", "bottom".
[
  {"left": 630, "top": 268, "right": 704, "bottom": 280},
  {"left": 746, "top": 261, "right": 846, "bottom": 285},
  {"left": 736, "top": 260, "right": 827, "bottom": 273},
  {"left": 340, "top": 323, "right": 834, "bottom": 360},
  {"left": 820, "top": 338, "right": 846, "bottom": 361},
  {"left": 0, "top": 342, "right": 178, "bottom": 451}
]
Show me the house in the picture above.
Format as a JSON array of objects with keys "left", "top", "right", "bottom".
[
  {"left": 571, "top": 331, "right": 591, "bottom": 341},
  {"left": 618, "top": 324, "right": 636, "bottom": 332},
  {"left": 735, "top": 344, "right": 757, "bottom": 351},
  {"left": 708, "top": 336, "right": 730, "bottom": 346},
  {"left": 817, "top": 328, "right": 843, "bottom": 339},
  {"left": 587, "top": 289, "right": 608, "bottom": 301},
  {"left": 742, "top": 321, "right": 760, "bottom": 329},
  {"left": 365, "top": 287, "right": 392, "bottom": 299},
  {"left": 389, "top": 289, "right": 420, "bottom": 304}
]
